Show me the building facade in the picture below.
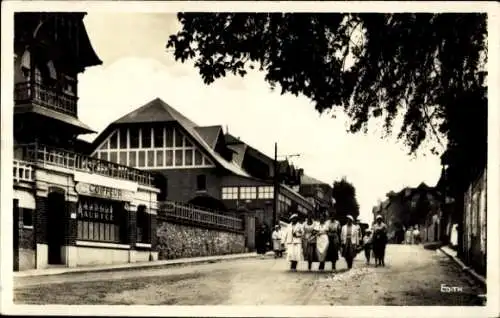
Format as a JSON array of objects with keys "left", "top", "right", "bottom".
[
  {"left": 88, "top": 98, "right": 313, "bottom": 251},
  {"left": 13, "top": 12, "right": 159, "bottom": 271},
  {"left": 298, "top": 174, "right": 335, "bottom": 217}
]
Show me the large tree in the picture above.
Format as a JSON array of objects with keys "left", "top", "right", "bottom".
[
  {"left": 331, "top": 177, "right": 360, "bottom": 223},
  {"left": 166, "top": 13, "right": 487, "bottom": 192}
]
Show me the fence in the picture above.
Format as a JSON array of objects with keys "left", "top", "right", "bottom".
[
  {"left": 158, "top": 201, "right": 243, "bottom": 232},
  {"left": 15, "top": 143, "right": 153, "bottom": 186}
]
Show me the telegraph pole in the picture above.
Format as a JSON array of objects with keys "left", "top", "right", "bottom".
[{"left": 273, "top": 142, "right": 278, "bottom": 226}]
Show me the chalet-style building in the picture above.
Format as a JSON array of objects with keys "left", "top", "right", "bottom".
[
  {"left": 88, "top": 98, "right": 313, "bottom": 249},
  {"left": 13, "top": 12, "right": 159, "bottom": 271}
]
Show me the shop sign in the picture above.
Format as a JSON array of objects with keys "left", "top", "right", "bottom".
[{"left": 75, "top": 182, "right": 134, "bottom": 201}]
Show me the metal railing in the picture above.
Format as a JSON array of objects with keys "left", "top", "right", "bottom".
[
  {"left": 13, "top": 159, "right": 35, "bottom": 183},
  {"left": 15, "top": 82, "right": 77, "bottom": 117},
  {"left": 158, "top": 201, "right": 243, "bottom": 231},
  {"left": 15, "top": 143, "right": 153, "bottom": 186}
]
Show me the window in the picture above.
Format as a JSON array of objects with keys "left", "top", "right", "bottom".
[
  {"left": 196, "top": 175, "right": 207, "bottom": 191},
  {"left": 138, "top": 151, "right": 146, "bottom": 167},
  {"left": 136, "top": 205, "right": 150, "bottom": 244},
  {"left": 153, "top": 127, "right": 164, "bottom": 148},
  {"left": 98, "top": 140, "right": 108, "bottom": 151},
  {"left": 185, "top": 138, "right": 193, "bottom": 148},
  {"left": 147, "top": 150, "right": 155, "bottom": 167},
  {"left": 165, "top": 150, "right": 173, "bottom": 166},
  {"left": 129, "top": 127, "right": 139, "bottom": 149},
  {"left": 129, "top": 151, "right": 137, "bottom": 167},
  {"left": 109, "top": 152, "right": 118, "bottom": 163},
  {"left": 119, "top": 151, "right": 127, "bottom": 165},
  {"left": 77, "top": 197, "right": 122, "bottom": 243},
  {"left": 165, "top": 128, "right": 173, "bottom": 147},
  {"left": 119, "top": 128, "right": 127, "bottom": 149},
  {"left": 175, "top": 129, "right": 183, "bottom": 147},
  {"left": 22, "top": 208, "right": 33, "bottom": 227},
  {"left": 185, "top": 149, "right": 193, "bottom": 166},
  {"left": 240, "top": 187, "right": 257, "bottom": 199},
  {"left": 258, "top": 186, "right": 274, "bottom": 199},
  {"left": 222, "top": 187, "right": 238, "bottom": 200},
  {"left": 141, "top": 127, "right": 151, "bottom": 148},
  {"left": 109, "top": 131, "right": 118, "bottom": 149},
  {"left": 100, "top": 151, "right": 108, "bottom": 161},
  {"left": 175, "top": 150, "right": 183, "bottom": 166},
  {"left": 194, "top": 150, "right": 203, "bottom": 165},
  {"left": 156, "top": 150, "right": 164, "bottom": 167}
]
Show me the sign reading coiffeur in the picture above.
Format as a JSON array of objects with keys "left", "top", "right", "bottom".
[{"left": 75, "top": 182, "right": 133, "bottom": 201}]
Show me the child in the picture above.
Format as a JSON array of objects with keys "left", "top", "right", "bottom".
[
  {"left": 362, "top": 229, "right": 373, "bottom": 264},
  {"left": 271, "top": 225, "right": 283, "bottom": 258}
]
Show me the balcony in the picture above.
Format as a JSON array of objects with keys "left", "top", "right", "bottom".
[
  {"left": 13, "top": 160, "right": 35, "bottom": 183},
  {"left": 15, "top": 143, "right": 153, "bottom": 186},
  {"left": 15, "top": 82, "right": 77, "bottom": 117}
]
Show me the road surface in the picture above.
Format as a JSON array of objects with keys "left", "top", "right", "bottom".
[{"left": 14, "top": 244, "right": 485, "bottom": 305}]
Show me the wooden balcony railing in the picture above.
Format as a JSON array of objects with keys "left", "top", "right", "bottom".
[
  {"left": 158, "top": 201, "right": 243, "bottom": 231},
  {"left": 14, "top": 82, "right": 77, "bottom": 117},
  {"left": 13, "top": 160, "right": 35, "bottom": 183},
  {"left": 15, "top": 143, "right": 153, "bottom": 186}
]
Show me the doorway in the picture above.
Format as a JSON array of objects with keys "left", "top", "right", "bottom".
[{"left": 47, "top": 191, "right": 65, "bottom": 265}]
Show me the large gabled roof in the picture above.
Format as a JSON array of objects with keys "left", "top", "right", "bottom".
[
  {"left": 301, "top": 174, "right": 328, "bottom": 186},
  {"left": 194, "top": 126, "right": 223, "bottom": 149},
  {"left": 91, "top": 98, "right": 252, "bottom": 179}
]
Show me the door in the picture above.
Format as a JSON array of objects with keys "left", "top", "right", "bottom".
[
  {"left": 13, "top": 199, "right": 19, "bottom": 271},
  {"left": 47, "top": 192, "right": 65, "bottom": 265}
]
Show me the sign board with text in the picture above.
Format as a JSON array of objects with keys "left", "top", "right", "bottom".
[{"left": 75, "top": 182, "right": 134, "bottom": 201}]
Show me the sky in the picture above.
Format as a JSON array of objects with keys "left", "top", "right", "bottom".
[{"left": 78, "top": 13, "right": 443, "bottom": 223}]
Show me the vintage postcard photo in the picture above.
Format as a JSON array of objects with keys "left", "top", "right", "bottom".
[{"left": 1, "top": 1, "right": 499, "bottom": 317}]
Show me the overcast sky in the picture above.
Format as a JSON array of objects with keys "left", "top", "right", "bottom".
[{"left": 78, "top": 13, "right": 443, "bottom": 223}]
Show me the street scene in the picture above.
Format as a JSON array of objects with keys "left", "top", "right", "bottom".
[
  {"left": 8, "top": 4, "right": 493, "bottom": 315},
  {"left": 14, "top": 245, "right": 485, "bottom": 305}
]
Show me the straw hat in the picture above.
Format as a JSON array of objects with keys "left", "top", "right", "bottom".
[
  {"left": 289, "top": 214, "right": 299, "bottom": 221},
  {"left": 346, "top": 215, "right": 354, "bottom": 221},
  {"left": 376, "top": 214, "right": 383, "bottom": 220}
]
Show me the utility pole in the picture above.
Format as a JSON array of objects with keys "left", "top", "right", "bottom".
[{"left": 273, "top": 142, "right": 278, "bottom": 226}]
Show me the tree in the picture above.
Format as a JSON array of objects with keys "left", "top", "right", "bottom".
[
  {"left": 166, "top": 13, "right": 487, "bottom": 191},
  {"left": 331, "top": 177, "right": 360, "bottom": 223}
]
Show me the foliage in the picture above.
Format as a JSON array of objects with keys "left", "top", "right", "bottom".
[
  {"left": 331, "top": 177, "right": 360, "bottom": 223},
  {"left": 167, "top": 13, "right": 486, "bottom": 159}
]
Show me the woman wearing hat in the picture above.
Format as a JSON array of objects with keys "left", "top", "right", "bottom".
[
  {"left": 282, "top": 213, "right": 304, "bottom": 271},
  {"left": 362, "top": 228, "right": 373, "bottom": 264},
  {"left": 372, "top": 214, "right": 388, "bottom": 267},
  {"left": 341, "top": 215, "right": 362, "bottom": 269},
  {"left": 302, "top": 213, "right": 318, "bottom": 271}
]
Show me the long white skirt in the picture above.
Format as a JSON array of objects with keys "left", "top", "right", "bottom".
[
  {"left": 286, "top": 243, "right": 304, "bottom": 262},
  {"left": 316, "top": 234, "right": 329, "bottom": 262}
]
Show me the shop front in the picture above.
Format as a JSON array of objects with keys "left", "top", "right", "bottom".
[{"left": 13, "top": 157, "right": 159, "bottom": 271}]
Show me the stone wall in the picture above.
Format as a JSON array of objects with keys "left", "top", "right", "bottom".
[{"left": 156, "top": 219, "right": 245, "bottom": 259}]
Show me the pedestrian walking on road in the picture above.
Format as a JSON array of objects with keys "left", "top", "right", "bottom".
[
  {"left": 256, "top": 224, "right": 269, "bottom": 255},
  {"left": 372, "top": 215, "right": 388, "bottom": 267},
  {"left": 283, "top": 214, "right": 304, "bottom": 271},
  {"left": 302, "top": 214, "right": 318, "bottom": 271},
  {"left": 272, "top": 225, "right": 283, "bottom": 258},
  {"left": 326, "top": 213, "right": 341, "bottom": 271},
  {"left": 341, "top": 215, "right": 361, "bottom": 269},
  {"left": 362, "top": 229, "right": 373, "bottom": 264},
  {"left": 315, "top": 213, "right": 330, "bottom": 271},
  {"left": 405, "top": 226, "right": 413, "bottom": 244},
  {"left": 412, "top": 225, "right": 421, "bottom": 245}
]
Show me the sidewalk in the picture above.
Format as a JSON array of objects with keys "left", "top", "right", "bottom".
[
  {"left": 14, "top": 252, "right": 262, "bottom": 278},
  {"left": 439, "top": 245, "right": 486, "bottom": 287}
]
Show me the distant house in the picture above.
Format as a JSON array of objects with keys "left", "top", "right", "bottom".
[
  {"left": 89, "top": 98, "right": 313, "bottom": 249},
  {"left": 298, "top": 174, "right": 334, "bottom": 217}
]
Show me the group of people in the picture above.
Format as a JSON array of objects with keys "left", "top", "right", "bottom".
[
  {"left": 404, "top": 225, "right": 421, "bottom": 245},
  {"left": 271, "top": 211, "right": 388, "bottom": 272}
]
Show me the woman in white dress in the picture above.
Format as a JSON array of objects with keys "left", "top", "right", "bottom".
[
  {"left": 315, "top": 213, "right": 330, "bottom": 271},
  {"left": 283, "top": 214, "right": 304, "bottom": 271},
  {"left": 341, "top": 215, "right": 362, "bottom": 269},
  {"left": 271, "top": 225, "right": 283, "bottom": 258}
]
